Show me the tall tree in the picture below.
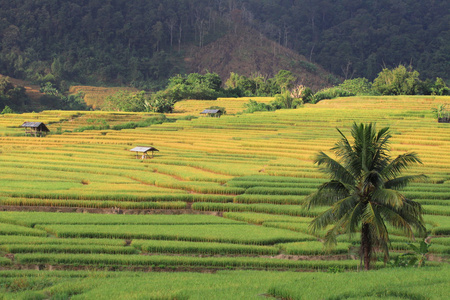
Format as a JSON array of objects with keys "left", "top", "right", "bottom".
[{"left": 305, "top": 123, "right": 426, "bottom": 270}]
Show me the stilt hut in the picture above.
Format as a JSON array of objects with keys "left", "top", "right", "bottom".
[
  {"left": 130, "top": 146, "right": 159, "bottom": 159},
  {"left": 200, "top": 109, "right": 223, "bottom": 117},
  {"left": 21, "top": 122, "right": 50, "bottom": 137}
]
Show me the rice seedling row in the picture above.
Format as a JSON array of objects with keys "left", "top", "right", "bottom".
[
  {"left": 13, "top": 253, "right": 369, "bottom": 270},
  {"left": 193, "top": 202, "right": 327, "bottom": 217},
  {"left": 0, "top": 198, "right": 187, "bottom": 210},
  {"left": 277, "top": 241, "right": 352, "bottom": 255},
  {"left": 0, "top": 235, "right": 126, "bottom": 246},
  {"left": 223, "top": 212, "right": 313, "bottom": 225},
  {"left": 0, "top": 223, "right": 47, "bottom": 237},
  {"left": 0, "top": 244, "right": 138, "bottom": 255},
  {"left": 131, "top": 240, "right": 279, "bottom": 256},
  {"left": 33, "top": 224, "right": 306, "bottom": 245},
  {"left": 233, "top": 194, "right": 305, "bottom": 205},
  {"left": 0, "top": 212, "right": 241, "bottom": 227}
]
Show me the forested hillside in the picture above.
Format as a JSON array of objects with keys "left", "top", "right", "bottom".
[
  {"left": 0, "top": 0, "right": 448, "bottom": 89},
  {"left": 243, "top": 0, "right": 450, "bottom": 81}
]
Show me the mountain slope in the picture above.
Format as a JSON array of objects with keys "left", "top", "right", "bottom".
[
  {"left": 185, "top": 27, "right": 334, "bottom": 91},
  {"left": 0, "top": 0, "right": 447, "bottom": 88}
]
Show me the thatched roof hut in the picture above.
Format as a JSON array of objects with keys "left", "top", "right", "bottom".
[
  {"left": 130, "top": 146, "right": 159, "bottom": 159},
  {"left": 200, "top": 109, "right": 223, "bottom": 117},
  {"left": 21, "top": 122, "right": 50, "bottom": 137}
]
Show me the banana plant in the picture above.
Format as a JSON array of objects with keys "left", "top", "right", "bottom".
[{"left": 391, "top": 239, "right": 431, "bottom": 267}]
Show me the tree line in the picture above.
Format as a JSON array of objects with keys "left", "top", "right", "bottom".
[
  {"left": 0, "top": 65, "right": 450, "bottom": 113},
  {"left": 2, "top": 65, "right": 448, "bottom": 114},
  {"left": 102, "top": 65, "right": 449, "bottom": 114}
]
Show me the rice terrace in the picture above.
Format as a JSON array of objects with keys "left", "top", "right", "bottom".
[{"left": 0, "top": 95, "right": 449, "bottom": 299}]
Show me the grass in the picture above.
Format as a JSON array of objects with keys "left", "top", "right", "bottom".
[
  {"left": 68, "top": 86, "right": 138, "bottom": 109},
  {"left": 34, "top": 224, "right": 308, "bottom": 245},
  {"left": 0, "top": 266, "right": 447, "bottom": 299}
]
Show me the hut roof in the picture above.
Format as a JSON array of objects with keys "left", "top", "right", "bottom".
[
  {"left": 200, "top": 109, "right": 221, "bottom": 114},
  {"left": 130, "top": 146, "right": 159, "bottom": 153},
  {"left": 21, "top": 122, "right": 50, "bottom": 132}
]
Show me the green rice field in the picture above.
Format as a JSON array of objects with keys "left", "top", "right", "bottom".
[{"left": 0, "top": 96, "right": 449, "bottom": 298}]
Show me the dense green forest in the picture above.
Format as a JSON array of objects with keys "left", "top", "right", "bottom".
[
  {"left": 244, "top": 0, "right": 450, "bottom": 81},
  {"left": 0, "top": 0, "right": 448, "bottom": 89}
]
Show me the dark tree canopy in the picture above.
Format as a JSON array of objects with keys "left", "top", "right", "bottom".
[{"left": 0, "top": 0, "right": 448, "bottom": 88}]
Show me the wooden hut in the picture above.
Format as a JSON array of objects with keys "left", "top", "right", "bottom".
[
  {"left": 130, "top": 146, "right": 159, "bottom": 159},
  {"left": 200, "top": 109, "right": 223, "bottom": 117},
  {"left": 21, "top": 122, "right": 50, "bottom": 137}
]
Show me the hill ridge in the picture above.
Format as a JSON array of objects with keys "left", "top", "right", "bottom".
[{"left": 185, "top": 27, "right": 333, "bottom": 91}]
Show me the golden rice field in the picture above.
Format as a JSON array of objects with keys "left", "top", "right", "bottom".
[
  {"left": 173, "top": 97, "right": 274, "bottom": 115},
  {"left": 0, "top": 96, "right": 449, "bottom": 298}
]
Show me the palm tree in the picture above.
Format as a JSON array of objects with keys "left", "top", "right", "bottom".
[{"left": 305, "top": 123, "right": 426, "bottom": 270}]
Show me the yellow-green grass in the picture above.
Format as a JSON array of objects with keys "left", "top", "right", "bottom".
[
  {"left": 0, "top": 244, "right": 138, "bottom": 255},
  {"left": 173, "top": 97, "right": 274, "bottom": 116},
  {"left": 13, "top": 253, "right": 369, "bottom": 271},
  {"left": 34, "top": 224, "right": 307, "bottom": 245},
  {"left": 131, "top": 239, "right": 279, "bottom": 255},
  {"left": 0, "top": 198, "right": 187, "bottom": 210},
  {"left": 0, "top": 223, "right": 47, "bottom": 237},
  {"left": 277, "top": 241, "right": 351, "bottom": 255},
  {"left": 0, "top": 212, "right": 241, "bottom": 227},
  {"left": 223, "top": 212, "right": 314, "bottom": 225},
  {"left": 68, "top": 86, "right": 138, "bottom": 109},
  {"left": 0, "top": 235, "right": 127, "bottom": 246}
]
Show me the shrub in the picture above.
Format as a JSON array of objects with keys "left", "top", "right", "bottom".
[
  {"left": 1, "top": 105, "right": 14, "bottom": 114},
  {"left": 337, "top": 78, "right": 373, "bottom": 95},
  {"left": 313, "top": 87, "right": 354, "bottom": 102},
  {"left": 102, "top": 90, "right": 148, "bottom": 112},
  {"left": 431, "top": 78, "right": 450, "bottom": 95},
  {"left": 431, "top": 104, "right": 449, "bottom": 122},
  {"left": 271, "top": 91, "right": 302, "bottom": 109},
  {"left": 372, "top": 65, "right": 421, "bottom": 95},
  {"left": 243, "top": 100, "right": 274, "bottom": 113},
  {"left": 111, "top": 115, "right": 173, "bottom": 130}
]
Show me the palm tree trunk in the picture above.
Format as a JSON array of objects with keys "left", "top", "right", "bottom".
[{"left": 361, "top": 223, "right": 372, "bottom": 270}]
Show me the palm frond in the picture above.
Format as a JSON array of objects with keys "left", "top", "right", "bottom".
[
  {"left": 377, "top": 205, "right": 415, "bottom": 239},
  {"left": 333, "top": 127, "right": 353, "bottom": 156},
  {"left": 381, "top": 152, "right": 423, "bottom": 180},
  {"left": 333, "top": 126, "right": 362, "bottom": 178},
  {"left": 332, "top": 195, "right": 359, "bottom": 220},
  {"left": 368, "top": 125, "right": 391, "bottom": 173},
  {"left": 322, "top": 211, "right": 353, "bottom": 249},
  {"left": 315, "top": 152, "right": 355, "bottom": 185},
  {"left": 362, "top": 170, "right": 384, "bottom": 193},
  {"left": 385, "top": 175, "right": 427, "bottom": 190},
  {"left": 372, "top": 205, "right": 390, "bottom": 244},
  {"left": 372, "top": 188, "right": 406, "bottom": 209},
  {"left": 395, "top": 199, "right": 427, "bottom": 237},
  {"left": 309, "top": 207, "right": 336, "bottom": 233},
  {"left": 346, "top": 201, "right": 364, "bottom": 234},
  {"left": 361, "top": 201, "right": 376, "bottom": 224},
  {"left": 304, "top": 180, "right": 351, "bottom": 209}
]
